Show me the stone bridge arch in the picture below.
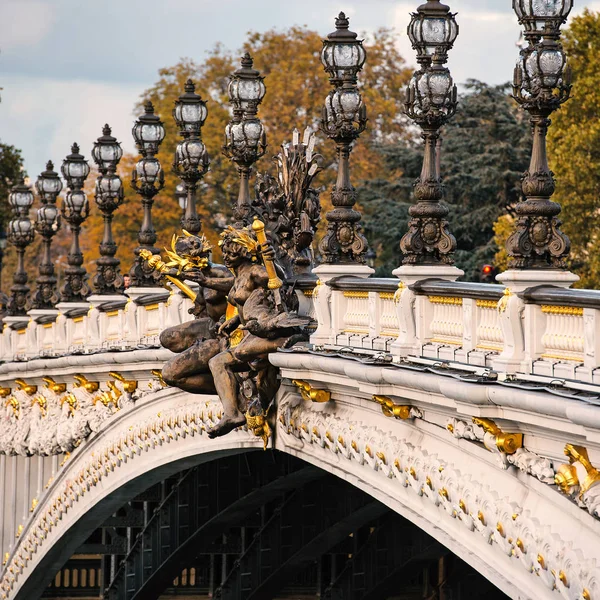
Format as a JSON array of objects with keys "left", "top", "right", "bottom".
[{"left": 2, "top": 384, "right": 600, "bottom": 600}]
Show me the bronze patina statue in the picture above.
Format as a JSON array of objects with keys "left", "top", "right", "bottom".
[
  {"left": 206, "top": 219, "right": 309, "bottom": 439},
  {"left": 141, "top": 129, "right": 322, "bottom": 445}
]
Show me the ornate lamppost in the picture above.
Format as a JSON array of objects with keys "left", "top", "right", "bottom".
[
  {"left": 6, "top": 178, "right": 35, "bottom": 316},
  {"left": 399, "top": 0, "right": 458, "bottom": 266},
  {"left": 91, "top": 124, "right": 125, "bottom": 295},
  {"left": 223, "top": 53, "right": 267, "bottom": 225},
  {"left": 60, "top": 143, "right": 91, "bottom": 303},
  {"left": 130, "top": 101, "right": 165, "bottom": 287},
  {"left": 319, "top": 12, "right": 368, "bottom": 264},
  {"left": 32, "top": 161, "right": 62, "bottom": 309},
  {"left": 173, "top": 79, "right": 209, "bottom": 235},
  {"left": 0, "top": 231, "right": 8, "bottom": 316},
  {"left": 506, "top": 0, "right": 573, "bottom": 269}
]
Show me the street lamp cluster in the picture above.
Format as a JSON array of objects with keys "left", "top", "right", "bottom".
[
  {"left": 399, "top": 0, "right": 458, "bottom": 266},
  {"left": 223, "top": 52, "right": 267, "bottom": 224},
  {"left": 0, "top": 0, "right": 578, "bottom": 319},
  {"left": 508, "top": 0, "right": 573, "bottom": 269},
  {"left": 173, "top": 79, "right": 209, "bottom": 235},
  {"left": 318, "top": 12, "right": 368, "bottom": 264}
]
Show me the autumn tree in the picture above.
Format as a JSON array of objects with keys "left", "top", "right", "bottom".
[
  {"left": 547, "top": 9, "right": 600, "bottom": 288},
  {"left": 83, "top": 26, "right": 412, "bottom": 270}
]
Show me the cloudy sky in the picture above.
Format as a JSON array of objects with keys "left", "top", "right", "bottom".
[{"left": 0, "top": 0, "right": 596, "bottom": 180}]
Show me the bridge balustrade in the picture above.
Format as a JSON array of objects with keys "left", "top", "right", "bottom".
[
  {"left": 0, "top": 277, "right": 598, "bottom": 386},
  {"left": 304, "top": 276, "right": 600, "bottom": 384}
]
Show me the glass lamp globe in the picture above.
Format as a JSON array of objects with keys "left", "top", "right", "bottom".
[
  {"left": 525, "top": 43, "right": 566, "bottom": 88},
  {"left": 132, "top": 101, "right": 166, "bottom": 154},
  {"left": 35, "top": 161, "right": 63, "bottom": 202},
  {"left": 9, "top": 179, "right": 34, "bottom": 213},
  {"left": 407, "top": 0, "right": 458, "bottom": 62},
  {"left": 513, "top": 0, "right": 573, "bottom": 36},
  {"left": 64, "top": 190, "right": 89, "bottom": 216},
  {"left": 92, "top": 124, "right": 123, "bottom": 172},
  {"left": 9, "top": 217, "right": 33, "bottom": 239},
  {"left": 37, "top": 204, "right": 59, "bottom": 228},
  {"left": 332, "top": 87, "right": 362, "bottom": 121},
  {"left": 241, "top": 119, "right": 264, "bottom": 149},
  {"left": 228, "top": 53, "right": 266, "bottom": 112},
  {"left": 136, "top": 157, "right": 162, "bottom": 185},
  {"left": 321, "top": 12, "right": 366, "bottom": 82},
  {"left": 97, "top": 174, "right": 123, "bottom": 200},
  {"left": 61, "top": 143, "right": 90, "bottom": 185},
  {"left": 175, "top": 139, "right": 208, "bottom": 169},
  {"left": 173, "top": 79, "right": 208, "bottom": 134}
]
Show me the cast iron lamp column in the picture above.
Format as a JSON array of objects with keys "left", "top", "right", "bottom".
[
  {"left": 507, "top": 0, "right": 573, "bottom": 269},
  {"left": 0, "top": 232, "right": 8, "bottom": 315},
  {"left": 173, "top": 79, "right": 209, "bottom": 235},
  {"left": 130, "top": 101, "right": 165, "bottom": 287},
  {"left": 6, "top": 178, "right": 35, "bottom": 316},
  {"left": 223, "top": 53, "right": 267, "bottom": 225},
  {"left": 60, "top": 143, "right": 91, "bottom": 303},
  {"left": 318, "top": 12, "right": 368, "bottom": 264},
  {"left": 31, "top": 161, "right": 62, "bottom": 309},
  {"left": 91, "top": 124, "right": 125, "bottom": 294},
  {"left": 399, "top": 0, "right": 459, "bottom": 265},
  {"left": 175, "top": 183, "right": 187, "bottom": 220}
]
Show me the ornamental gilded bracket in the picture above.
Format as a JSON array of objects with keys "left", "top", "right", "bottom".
[
  {"left": 472, "top": 417, "right": 523, "bottom": 455},
  {"left": 555, "top": 444, "right": 600, "bottom": 519},
  {"left": 292, "top": 379, "right": 331, "bottom": 403},
  {"left": 372, "top": 395, "right": 422, "bottom": 420}
]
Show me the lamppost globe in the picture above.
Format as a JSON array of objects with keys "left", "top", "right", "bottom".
[
  {"left": 228, "top": 53, "right": 266, "bottom": 114},
  {"left": 8, "top": 217, "right": 33, "bottom": 239},
  {"left": 63, "top": 190, "right": 89, "bottom": 218},
  {"left": 8, "top": 178, "right": 34, "bottom": 214},
  {"left": 96, "top": 174, "right": 123, "bottom": 199},
  {"left": 321, "top": 12, "right": 366, "bottom": 84},
  {"left": 175, "top": 139, "right": 208, "bottom": 169},
  {"left": 407, "top": 0, "right": 458, "bottom": 65},
  {"left": 37, "top": 204, "right": 59, "bottom": 229},
  {"left": 61, "top": 143, "right": 90, "bottom": 187},
  {"left": 513, "top": 0, "right": 573, "bottom": 38},
  {"left": 35, "top": 161, "right": 63, "bottom": 203},
  {"left": 331, "top": 87, "right": 363, "bottom": 122},
  {"left": 173, "top": 79, "right": 208, "bottom": 136},
  {"left": 135, "top": 157, "right": 162, "bottom": 186},
  {"left": 92, "top": 125, "right": 123, "bottom": 173},
  {"left": 524, "top": 43, "right": 567, "bottom": 88},
  {"left": 132, "top": 101, "right": 166, "bottom": 155},
  {"left": 0, "top": 232, "right": 7, "bottom": 252}
]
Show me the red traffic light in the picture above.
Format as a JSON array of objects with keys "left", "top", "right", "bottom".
[{"left": 482, "top": 264, "right": 493, "bottom": 275}]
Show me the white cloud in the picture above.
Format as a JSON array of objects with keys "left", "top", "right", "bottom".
[
  {"left": 0, "top": 76, "right": 139, "bottom": 178},
  {"left": 0, "top": 0, "right": 56, "bottom": 49}
]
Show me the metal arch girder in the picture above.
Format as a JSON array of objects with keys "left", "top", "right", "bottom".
[
  {"left": 358, "top": 544, "right": 447, "bottom": 600},
  {"left": 104, "top": 469, "right": 196, "bottom": 599},
  {"left": 242, "top": 501, "right": 389, "bottom": 600},
  {"left": 323, "top": 513, "right": 444, "bottom": 600},
  {"left": 128, "top": 465, "right": 325, "bottom": 600}
]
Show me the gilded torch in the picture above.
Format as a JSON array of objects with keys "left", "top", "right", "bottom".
[{"left": 251, "top": 217, "right": 283, "bottom": 308}]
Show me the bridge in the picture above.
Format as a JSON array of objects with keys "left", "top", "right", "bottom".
[{"left": 2, "top": 1, "right": 599, "bottom": 600}]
